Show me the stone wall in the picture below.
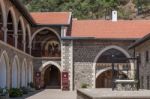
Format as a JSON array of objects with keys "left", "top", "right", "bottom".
[
  {"left": 73, "top": 39, "right": 134, "bottom": 89},
  {"left": 0, "top": 41, "right": 33, "bottom": 88},
  {"left": 133, "top": 39, "right": 150, "bottom": 89},
  {"left": 61, "top": 40, "right": 73, "bottom": 90}
]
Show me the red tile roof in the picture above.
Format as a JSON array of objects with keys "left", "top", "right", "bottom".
[
  {"left": 71, "top": 20, "right": 150, "bottom": 39},
  {"left": 30, "top": 12, "right": 71, "bottom": 25}
]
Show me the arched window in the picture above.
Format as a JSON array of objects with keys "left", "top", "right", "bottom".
[{"left": 7, "top": 11, "right": 15, "bottom": 46}]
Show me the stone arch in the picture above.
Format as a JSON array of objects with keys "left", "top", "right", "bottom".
[
  {"left": 0, "top": 0, "right": 7, "bottom": 41},
  {"left": 39, "top": 61, "right": 62, "bottom": 88},
  {"left": 17, "top": 16, "right": 26, "bottom": 51},
  {"left": 21, "top": 59, "right": 27, "bottom": 87},
  {"left": 7, "top": 7, "right": 17, "bottom": 47},
  {"left": 30, "top": 27, "right": 61, "bottom": 45},
  {"left": 28, "top": 62, "right": 33, "bottom": 83},
  {"left": 96, "top": 67, "right": 127, "bottom": 79},
  {"left": 93, "top": 45, "right": 134, "bottom": 88},
  {"left": 0, "top": 51, "right": 9, "bottom": 88},
  {"left": 39, "top": 61, "right": 62, "bottom": 72},
  {"left": 12, "top": 55, "right": 19, "bottom": 88}
]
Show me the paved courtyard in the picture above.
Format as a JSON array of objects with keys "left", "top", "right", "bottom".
[{"left": 11, "top": 89, "right": 76, "bottom": 99}]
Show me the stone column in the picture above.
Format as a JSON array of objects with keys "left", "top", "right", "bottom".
[
  {"left": 1, "top": 26, "right": 8, "bottom": 43},
  {"left": 61, "top": 40, "right": 73, "bottom": 91},
  {"left": 14, "top": 34, "right": 18, "bottom": 48}
]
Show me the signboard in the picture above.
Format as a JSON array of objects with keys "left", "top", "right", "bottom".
[
  {"left": 62, "top": 71, "right": 70, "bottom": 90},
  {"left": 34, "top": 72, "right": 41, "bottom": 89}
]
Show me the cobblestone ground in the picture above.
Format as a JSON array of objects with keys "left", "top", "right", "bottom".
[{"left": 10, "top": 89, "right": 76, "bottom": 99}]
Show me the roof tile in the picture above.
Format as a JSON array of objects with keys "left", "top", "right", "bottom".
[
  {"left": 71, "top": 20, "right": 150, "bottom": 39},
  {"left": 30, "top": 12, "right": 71, "bottom": 25}
]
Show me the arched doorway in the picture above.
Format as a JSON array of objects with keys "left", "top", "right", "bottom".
[
  {"left": 0, "top": 53, "right": 7, "bottom": 88},
  {"left": 40, "top": 61, "right": 61, "bottom": 89},
  {"left": 95, "top": 46, "right": 131, "bottom": 88},
  {"left": 44, "top": 65, "right": 61, "bottom": 89}
]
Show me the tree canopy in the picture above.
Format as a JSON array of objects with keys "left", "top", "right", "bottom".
[{"left": 21, "top": 0, "right": 150, "bottom": 19}]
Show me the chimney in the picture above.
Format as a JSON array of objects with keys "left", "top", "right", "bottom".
[{"left": 112, "top": 10, "right": 117, "bottom": 22}]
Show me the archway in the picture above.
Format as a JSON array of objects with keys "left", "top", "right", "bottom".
[
  {"left": 44, "top": 65, "right": 61, "bottom": 89},
  {"left": 31, "top": 28, "right": 61, "bottom": 57},
  {"left": 94, "top": 46, "right": 132, "bottom": 88},
  {"left": 12, "top": 56, "right": 19, "bottom": 88},
  {"left": 17, "top": 18, "right": 25, "bottom": 51},
  {"left": 21, "top": 59, "right": 27, "bottom": 87},
  {"left": 7, "top": 9, "right": 16, "bottom": 47},
  {"left": 28, "top": 62, "right": 33, "bottom": 83},
  {"left": 40, "top": 61, "right": 61, "bottom": 89},
  {"left": 0, "top": 53, "right": 7, "bottom": 88}
]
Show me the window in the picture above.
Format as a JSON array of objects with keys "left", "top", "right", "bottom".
[
  {"left": 146, "top": 51, "right": 149, "bottom": 62},
  {"left": 147, "top": 76, "right": 150, "bottom": 89}
]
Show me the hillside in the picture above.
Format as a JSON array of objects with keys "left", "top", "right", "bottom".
[{"left": 21, "top": 0, "right": 150, "bottom": 20}]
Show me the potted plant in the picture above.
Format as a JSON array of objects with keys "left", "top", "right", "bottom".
[{"left": 0, "top": 88, "right": 9, "bottom": 99}]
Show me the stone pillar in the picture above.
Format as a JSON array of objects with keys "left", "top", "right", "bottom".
[
  {"left": 1, "top": 26, "right": 8, "bottom": 43},
  {"left": 61, "top": 40, "right": 73, "bottom": 91},
  {"left": 14, "top": 34, "right": 18, "bottom": 48}
]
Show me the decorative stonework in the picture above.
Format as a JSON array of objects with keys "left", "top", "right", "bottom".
[{"left": 61, "top": 40, "right": 73, "bottom": 90}]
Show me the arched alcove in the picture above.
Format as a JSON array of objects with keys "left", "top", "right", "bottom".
[
  {"left": 21, "top": 59, "right": 27, "bottom": 87},
  {"left": 93, "top": 45, "right": 133, "bottom": 88},
  {"left": 12, "top": 57, "right": 19, "bottom": 88},
  {"left": 7, "top": 10, "right": 15, "bottom": 46},
  {"left": 26, "top": 25, "right": 30, "bottom": 54},
  {"left": 31, "top": 28, "right": 61, "bottom": 57},
  {"left": 0, "top": 53, "right": 7, "bottom": 88},
  {"left": 17, "top": 19, "right": 25, "bottom": 51}
]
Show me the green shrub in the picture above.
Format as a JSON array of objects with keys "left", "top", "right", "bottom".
[
  {"left": 9, "top": 88, "right": 23, "bottom": 98},
  {"left": 81, "top": 83, "right": 89, "bottom": 88}
]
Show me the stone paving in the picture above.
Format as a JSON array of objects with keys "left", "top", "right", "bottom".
[{"left": 10, "top": 89, "right": 76, "bottom": 99}]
